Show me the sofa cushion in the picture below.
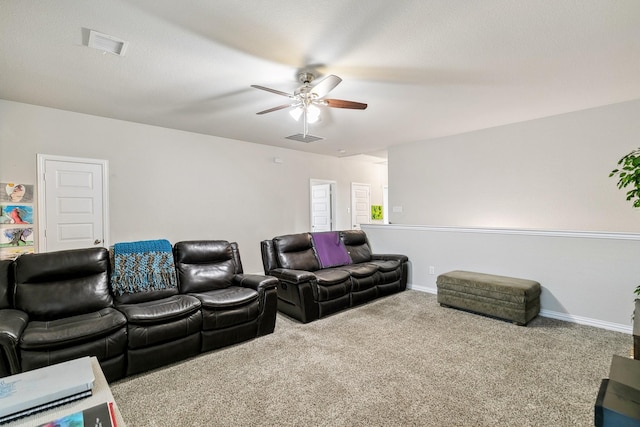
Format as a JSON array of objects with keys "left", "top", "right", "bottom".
[
  {"left": 126, "top": 310, "right": 202, "bottom": 349},
  {"left": 14, "top": 248, "right": 113, "bottom": 320},
  {"left": 337, "top": 263, "right": 378, "bottom": 278},
  {"left": 340, "top": 230, "right": 372, "bottom": 264},
  {"left": 194, "top": 287, "right": 261, "bottom": 331},
  {"left": 20, "top": 307, "right": 127, "bottom": 350},
  {"left": 116, "top": 295, "right": 201, "bottom": 325},
  {"left": 174, "top": 240, "right": 237, "bottom": 293},
  {"left": 368, "top": 259, "right": 401, "bottom": 272},
  {"left": 314, "top": 269, "right": 351, "bottom": 285},
  {"left": 273, "top": 233, "right": 320, "bottom": 271},
  {"left": 313, "top": 269, "right": 351, "bottom": 302}
]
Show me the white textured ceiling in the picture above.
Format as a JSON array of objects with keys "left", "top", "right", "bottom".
[{"left": 1, "top": 1, "right": 639, "bottom": 159}]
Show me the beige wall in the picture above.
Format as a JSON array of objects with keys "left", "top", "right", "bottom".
[
  {"left": 388, "top": 99, "right": 640, "bottom": 232},
  {"left": 0, "top": 100, "right": 387, "bottom": 273}
]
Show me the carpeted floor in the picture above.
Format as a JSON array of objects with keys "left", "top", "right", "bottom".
[{"left": 110, "top": 290, "right": 630, "bottom": 426}]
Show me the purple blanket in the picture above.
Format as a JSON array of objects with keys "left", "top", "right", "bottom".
[{"left": 311, "top": 231, "right": 352, "bottom": 268}]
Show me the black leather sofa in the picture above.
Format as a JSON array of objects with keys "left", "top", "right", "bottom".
[
  {"left": 0, "top": 240, "right": 278, "bottom": 382},
  {"left": 261, "top": 230, "right": 408, "bottom": 323}
]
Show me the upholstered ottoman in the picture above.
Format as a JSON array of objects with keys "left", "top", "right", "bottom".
[{"left": 436, "top": 270, "right": 541, "bottom": 325}]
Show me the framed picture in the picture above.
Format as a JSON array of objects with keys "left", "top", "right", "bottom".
[
  {"left": 0, "top": 182, "right": 35, "bottom": 260},
  {"left": 0, "top": 227, "right": 34, "bottom": 247},
  {"left": 0, "top": 183, "right": 34, "bottom": 203},
  {"left": 0, "top": 205, "right": 33, "bottom": 225}
]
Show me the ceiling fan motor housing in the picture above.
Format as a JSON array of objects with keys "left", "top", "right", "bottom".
[{"left": 298, "top": 72, "right": 315, "bottom": 84}]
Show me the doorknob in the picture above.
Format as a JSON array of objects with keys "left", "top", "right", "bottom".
[{"left": 94, "top": 239, "right": 102, "bottom": 245}]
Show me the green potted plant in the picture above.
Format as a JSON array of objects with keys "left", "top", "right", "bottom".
[
  {"left": 610, "top": 147, "right": 640, "bottom": 207},
  {"left": 609, "top": 146, "right": 640, "bottom": 358}
]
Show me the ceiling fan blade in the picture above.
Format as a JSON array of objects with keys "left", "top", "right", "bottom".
[
  {"left": 309, "top": 74, "right": 342, "bottom": 98},
  {"left": 250, "top": 85, "right": 293, "bottom": 98},
  {"left": 324, "top": 99, "right": 368, "bottom": 110},
  {"left": 256, "top": 104, "right": 292, "bottom": 115}
]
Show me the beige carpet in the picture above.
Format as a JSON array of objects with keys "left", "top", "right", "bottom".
[{"left": 110, "top": 291, "right": 630, "bottom": 426}]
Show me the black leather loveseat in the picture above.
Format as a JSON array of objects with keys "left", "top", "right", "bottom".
[
  {"left": 0, "top": 240, "right": 278, "bottom": 382},
  {"left": 261, "top": 230, "right": 408, "bottom": 323}
]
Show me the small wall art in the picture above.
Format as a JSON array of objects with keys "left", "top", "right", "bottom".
[
  {"left": 0, "top": 205, "right": 33, "bottom": 224},
  {"left": 0, "top": 183, "right": 34, "bottom": 203},
  {"left": 0, "top": 182, "right": 35, "bottom": 260},
  {"left": 371, "top": 205, "right": 383, "bottom": 221}
]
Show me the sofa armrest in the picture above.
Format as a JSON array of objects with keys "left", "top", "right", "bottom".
[
  {"left": 234, "top": 274, "right": 279, "bottom": 292},
  {"left": 267, "top": 268, "right": 316, "bottom": 284},
  {"left": 0, "top": 309, "right": 29, "bottom": 375},
  {"left": 371, "top": 254, "right": 409, "bottom": 263}
]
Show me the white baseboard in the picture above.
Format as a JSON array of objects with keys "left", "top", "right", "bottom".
[
  {"left": 408, "top": 283, "right": 632, "bottom": 334},
  {"left": 538, "top": 309, "right": 632, "bottom": 334},
  {"left": 409, "top": 284, "right": 437, "bottom": 294}
]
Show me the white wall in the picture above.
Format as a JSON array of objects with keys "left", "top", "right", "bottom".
[
  {"left": 0, "top": 99, "right": 387, "bottom": 273},
  {"left": 388, "top": 99, "right": 640, "bottom": 232},
  {"left": 375, "top": 99, "right": 640, "bottom": 332}
]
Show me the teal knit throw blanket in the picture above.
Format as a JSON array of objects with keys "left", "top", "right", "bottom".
[{"left": 111, "top": 239, "right": 177, "bottom": 296}]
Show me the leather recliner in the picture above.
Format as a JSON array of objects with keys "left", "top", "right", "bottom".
[
  {"left": 173, "top": 240, "right": 278, "bottom": 352},
  {"left": 112, "top": 277, "right": 203, "bottom": 376},
  {"left": 12, "top": 248, "right": 128, "bottom": 381}
]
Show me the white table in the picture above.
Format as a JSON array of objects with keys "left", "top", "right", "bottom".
[{"left": 7, "top": 357, "right": 126, "bottom": 427}]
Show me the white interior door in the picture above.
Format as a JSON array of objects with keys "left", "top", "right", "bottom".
[
  {"left": 311, "top": 183, "right": 332, "bottom": 232},
  {"left": 37, "top": 154, "right": 109, "bottom": 252},
  {"left": 351, "top": 183, "right": 371, "bottom": 230}
]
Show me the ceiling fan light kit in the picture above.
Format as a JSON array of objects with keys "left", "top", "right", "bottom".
[{"left": 252, "top": 72, "right": 367, "bottom": 139}]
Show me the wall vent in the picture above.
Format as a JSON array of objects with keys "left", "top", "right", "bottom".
[
  {"left": 285, "top": 134, "right": 324, "bottom": 143},
  {"left": 88, "top": 30, "right": 128, "bottom": 56}
]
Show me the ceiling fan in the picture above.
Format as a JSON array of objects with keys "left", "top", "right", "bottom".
[{"left": 251, "top": 72, "right": 367, "bottom": 138}]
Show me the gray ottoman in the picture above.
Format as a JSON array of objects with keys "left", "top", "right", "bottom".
[{"left": 436, "top": 270, "right": 541, "bottom": 325}]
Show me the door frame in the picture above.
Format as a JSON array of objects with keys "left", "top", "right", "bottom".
[
  {"left": 36, "top": 154, "right": 110, "bottom": 252},
  {"left": 383, "top": 185, "right": 389, "bottom": 224},
  {"left": 309, "top": 179, "right": 337, "bottom": 232}
]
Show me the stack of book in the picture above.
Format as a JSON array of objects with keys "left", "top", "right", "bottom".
[
  {"left": 0, "top": 357, "right": 95, "bottom": 424},
  {"left": 36, "top": 401, "right": 116, "bottom": 427}
]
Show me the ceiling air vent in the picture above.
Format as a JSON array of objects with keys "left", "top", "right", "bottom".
[
  {"left": 285, "top": 134, "right": 324, "bottom": 143},
  {"left": 87, "top": 30, "right": 128, "bottom": 56}
]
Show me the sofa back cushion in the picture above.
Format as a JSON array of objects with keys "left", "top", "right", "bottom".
[
  {"left": 14, "top": 247, "right": 113, "bottom": 320},
  {"left": 340, "top": 230, "right": 372, "bottom": 263},
  {"left": 174, "top": 240, "right": 237, "bottom": 294},
  {"left": 273, "top": 233, "right": 320, "bottom": 271},
  {"left": 0, "top": 260, "right": 13, "bottom": 309}
]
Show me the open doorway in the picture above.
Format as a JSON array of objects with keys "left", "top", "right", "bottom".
[{"left": 310, "top": 179, "right": 336, "bottom": 232}]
